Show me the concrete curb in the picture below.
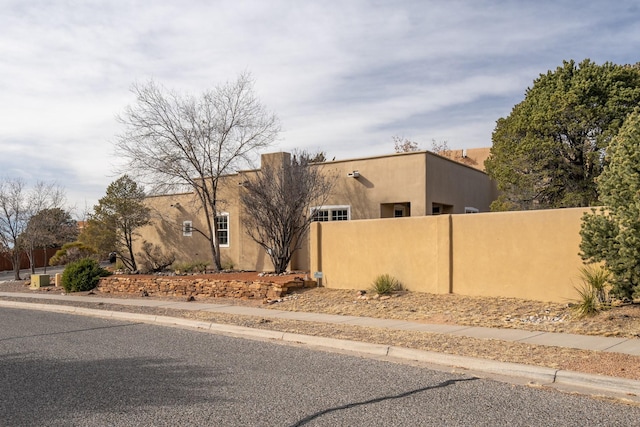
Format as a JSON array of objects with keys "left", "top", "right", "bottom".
[
  {"left": 282, "top": 332, "right": 390, "bottom": 356},
  {"left": 387, "top": 346, "right": 558, "bottom": 384},
  {"left": 2, "top": 300, "right": 639, "bottom": 400},
  {"left": 554, "top": 370, "right": 640, "bottom": 396}
]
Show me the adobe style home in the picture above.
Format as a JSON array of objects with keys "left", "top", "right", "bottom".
[{"left": 135, "top": 150, "right": 497, "bottom": 272}]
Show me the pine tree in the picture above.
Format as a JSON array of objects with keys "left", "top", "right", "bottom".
[
  {"left": 580, "top": 110, "right": 640, "bottom": 299},
  {"left": 487, "top": 60, "right": 640, "bottom": 210},
  {"left": 88, "top": 175, "right": 150, "bottom": 272}
]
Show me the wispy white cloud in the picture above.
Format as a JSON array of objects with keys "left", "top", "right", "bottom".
[{"left": 0, "top": 0, "right": 639, "bottom": 211}]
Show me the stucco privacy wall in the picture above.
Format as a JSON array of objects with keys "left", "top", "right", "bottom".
[
  {"left": 451, "top": 208, "right": 589, "bottom": 302},
  {"left": 310, "top": 216, "right": 452, "bottom": 294},
  {"left": 310, "top": 207, "right": 591, "bottom": 303}
]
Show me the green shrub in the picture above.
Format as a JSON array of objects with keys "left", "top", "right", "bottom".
[
  {"left": 371, "top": 274, "right": 402, "bottom": 295},
  {"left": 172, "top": 261, "right": 209, "bottom": 274},
  {"left": 220, "top": 256, "right": 234, "bottom": 271},
  {"left": 49, "top": 242, "right": 97, "bottom": 266},
  {"left": 61, "top": 258, "right": 111, "bottom": 293}
]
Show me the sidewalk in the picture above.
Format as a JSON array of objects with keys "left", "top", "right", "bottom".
[
  {"left": 2, "top": 291, "right": 639, "bottom": 356},
  {"left": 1, "top": 291, "right": 640, "bottom": 400}
]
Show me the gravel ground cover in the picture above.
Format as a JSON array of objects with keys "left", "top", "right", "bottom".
[{"left": 1, "top": 273, "right": 639, "bottom": 382}]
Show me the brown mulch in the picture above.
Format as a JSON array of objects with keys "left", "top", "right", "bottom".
[{"left": 1, "top": 274, "right": 640, "bottom": 382}]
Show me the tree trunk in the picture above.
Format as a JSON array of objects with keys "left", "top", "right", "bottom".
[
  {"left": 12, "top": 251, "right": 21, "bottom": 281},
  {"left": 206, "top": 210, "right": 222, "bottom": 271},
  {"left": 128, "top": 244, "right": 137, "bottom": 272},
  {"left": 28, "top": 247, "right": 35, "bottom": 274},
  {"left": 272, "top": 251, "right": 290, "bottom": 274}
]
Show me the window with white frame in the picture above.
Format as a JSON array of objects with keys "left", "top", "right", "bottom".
[
  {"left": 312, "top": 205, "right": 351, "bottom": 222},
  {"left": 464, "top": 207, "right": 479, "bottom": 214},
  {"left": 314, "top": 210, "right": 329, "bottom": 222},
  {"left": 332, "top": 208, "right": 349, "bottom": 221},
  {"left": 182, "top": 220, "right": 193, "bottom": 237},
  {"left": 216, "top": 213, "right": 229, "bottom": 247}
]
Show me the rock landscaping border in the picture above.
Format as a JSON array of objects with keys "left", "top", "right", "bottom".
[{"left": 97, "top": 274, "right": 317, "bottom": 301}]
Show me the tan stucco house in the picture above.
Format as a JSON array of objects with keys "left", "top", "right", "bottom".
[{"left": 135, "top": 149, "right": 497, "bottom": 272}]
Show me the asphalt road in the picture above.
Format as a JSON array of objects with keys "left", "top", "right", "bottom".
[
  {"left": 1, "top": 308, "right": 639, "bottom": 426},
  {"left": 0, "top": 265, "right": 64, "bottom": 282}
]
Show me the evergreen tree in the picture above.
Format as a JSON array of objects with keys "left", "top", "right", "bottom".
[
  {"left": 580, "top": 110, "right": 640, "bottom": 299},
  {"left": 486, "top": 59, "right": 640, "bottom": 210},
  {"left": 78, "top": 218, "right": 117, "bottom": 260},
  {"left": 88, "top": 175, "right": 150, "bottom": 271}
]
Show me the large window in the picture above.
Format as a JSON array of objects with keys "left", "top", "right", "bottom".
[
  {"left": 216, "top": 213, "right": 229, "bottom": 247},
  {"left": 312, "top": 205, "right": 350, "bottom": 222}
]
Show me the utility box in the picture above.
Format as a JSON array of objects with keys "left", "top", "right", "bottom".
[
  {"left": 55, "top": 273, "right": 62, "bottom": 287},
  {"left": 30, "top": 274, "right": 50, "bottom": 289}
]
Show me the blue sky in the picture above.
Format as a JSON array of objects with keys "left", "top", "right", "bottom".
[{"left": 1, "top": 0, "right": 639, "bottom": 214}]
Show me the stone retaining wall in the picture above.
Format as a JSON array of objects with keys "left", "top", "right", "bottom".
[{"left": 97, "top": 275, "right": 316, "bottom": 300}]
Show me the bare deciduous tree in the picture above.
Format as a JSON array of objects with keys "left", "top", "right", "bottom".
[
  {"left": 393, "top": 136, "right": 420, "bottom": 153},
  {"left": 240, "top": 151, "right": 335, "bottom": 273},
  {"left": 0, "top": 179, "right": 26, "bottom": 280},
  {"left": 430, "top": 139, "right": 452, "bottom": 158},
  {"left": 115, "top": 72, "right": 280, "bottom": 270},
  {"left": 0, "top": 179, "right": 67, "bottom": 280},
  {"left": 23, "top": 207, "right": 78, "bottom": 274},
  {"left": 392, "top": 136, "right": 453, "bottom": 157}
]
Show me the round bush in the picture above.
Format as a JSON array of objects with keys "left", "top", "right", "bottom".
[{"left": 61, "top": 258, "right": 110, "bottom": 293}]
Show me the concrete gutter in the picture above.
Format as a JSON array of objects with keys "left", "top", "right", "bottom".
[{"left": 2, "top": 299, "right": 639, "bottom": 402}]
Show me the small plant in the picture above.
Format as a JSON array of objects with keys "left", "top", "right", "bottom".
[
  {"left": 579, "top": 265, "right": 610, "bottom": 304},
  {"left": 221, "top": 256, "right": 235, "bottom": 271},
  {"left": 171, "top": 261, "right": 209, "bottom": 274},
  {"left": 371, "top": 274, "right": 402, "bottom": 295},
  {"left": 573, "top": 282, "right": 600, "bottom": 317},
  {"left": 572, "top": 265, "right": 610, "bottom": 317},
  {"left": 61, "top": 258, "right": 111, "bottom": 293}
]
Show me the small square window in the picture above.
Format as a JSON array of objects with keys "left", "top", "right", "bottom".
[{"left": 183, "top": 221, "right": 193, "bottom": 237}]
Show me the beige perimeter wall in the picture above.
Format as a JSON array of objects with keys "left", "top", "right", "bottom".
[{"left": 310, "top": 207, "right": 590, "bottom": 303}]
